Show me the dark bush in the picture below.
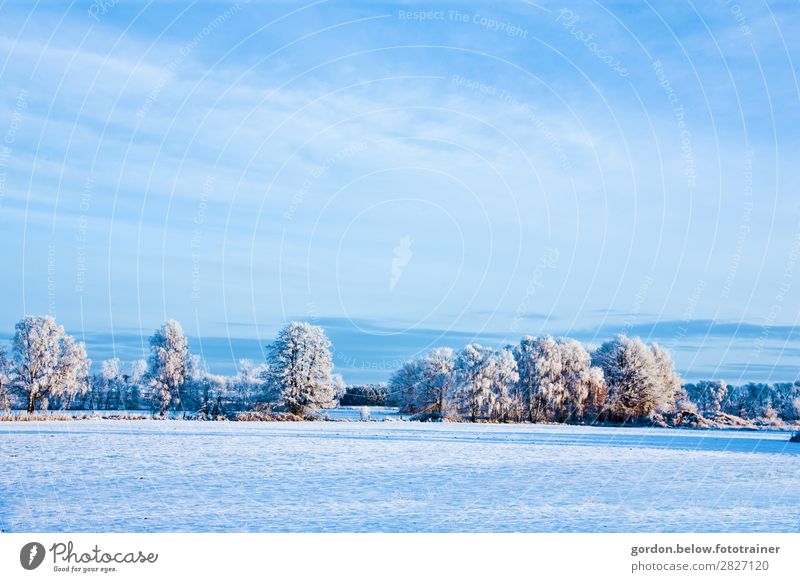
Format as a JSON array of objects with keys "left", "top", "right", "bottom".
[{"left": 340, "top": 384, "right": 388, "bottom": 406}]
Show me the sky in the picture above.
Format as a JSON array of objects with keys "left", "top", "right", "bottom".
[{"left": 0, "top": 0, "right": 799, "bottom": 383}]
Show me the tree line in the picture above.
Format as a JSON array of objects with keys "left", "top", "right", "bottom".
[
  {"left": 0, "top": 316, "right": 340, "bottom": 416},
  {"left": 389, "top": 335, "right": 679, "bottom": 423},
  {"left": 0, "top": 314, "right": 798, "bottom": 426},
  {"left": 389, "top": 336, "right": 800, "bottom": 424}
]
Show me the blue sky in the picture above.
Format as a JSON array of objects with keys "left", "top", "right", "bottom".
[{"left": 1, "top": 1, "right": 799, "bottom": 383}]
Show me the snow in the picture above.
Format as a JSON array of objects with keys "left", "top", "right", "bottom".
[
  {"left": 1, "top": 420, "right": 798, "bottom": 532},
  {"left": 319, "top": 406, "right": 403, "bottom": 421}
]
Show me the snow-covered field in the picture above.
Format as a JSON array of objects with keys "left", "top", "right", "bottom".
[{"left": 1, "top": 420, "right": 798, "bottom": 532}]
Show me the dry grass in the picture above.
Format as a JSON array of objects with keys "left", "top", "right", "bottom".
[
  {"left": 234, "top": 411, "right": 309, "bottom": 422},
  {"left": 0, "top": 412, "right": 156, "bottom": 421}
]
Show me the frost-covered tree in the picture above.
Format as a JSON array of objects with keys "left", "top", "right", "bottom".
[
  {"left": 512, "top": 336, "right": 603, "bottom": 423},
  {"left": 101, "top": 358, "right": 123, "bottom": 409},
  {"left": 416, "top": 348, "right": 456, "bottom": 417},
  {"left": 582, "top": 365, "right": 608, "bottom": 421},
  {"left": 266, "top": 321, "right": 335, "bottom": 415},
  {"left": 102, "top": 357, "right": 121, "bottom": 381},
  {"left": 130, "top": 359, "right": 147, "bottom": 384},
  {"left": 331, "top": 373, "right": 347, "bottom": 402},
  {"left": 559, "top": 339, "right": 603, "bottom": 423},
  {"left": 740, "top": 382, "right": 773, "bottom": 420},
  {"left": 485, "top": 348, "right": 519, "bottom": 422},
  {"left": 453, "top": 347, "right": 519, "bottom": 422},
  {"left": 593, "top": 336, "right": 653, "bottom": 419},
  {"left": 534, "top": 337, "right": 567, "bottom": 420},
  {"left": 592, "top": 335, "right": 680, "bottom": 421},
  {"left": 232, "top": 359, "right": 262, "bottom": 410},
  {"left": 125, "top": 359, "right": 147, "bottom": 409},
  {"left": 455, "top": 344, "right": 501, "bottom": 421},
  {"left": 722, "top": 384, "right": 750, "bottom": 418},
  {"left": 513, "top": 336, "right": 540, "bottom": 421},
  {"left": 392, "top": 345, "right": 516, "bottom": 421},
  {"left": 341, "top": 384, "right": 389, "bottom": 406},
  {"left": 0, "top": 346, "right": 11, "bottom": 411},
  {"left": 388, "top": 359, "right": 422, "bottom": 413},
  {"left": 192, "top": 370, "right": 229, "bottom": 417},
  {"left": 146, "top": 320, "right": 190, "bottom": 415},
  {"left": 10, "top": 316, "right": 91, "bottom": 413},
  {"left": 517, "top": 336, "right": 565, "bottom": 422},
  {"left": 183, "top": 354, "right": 207, "bottom": 410},
  {"left": 685, "top": 380, "right": 727, "bottom": 415},
  {"left": 650, "top": 343, "right": 684, "bottom": 413},
  {"left": 772, "top": 382, "right": 800, "bottom": 421}
]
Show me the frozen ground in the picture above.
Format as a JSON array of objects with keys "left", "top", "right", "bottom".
[{"left": 1, "top": 420, "right": 798, "bottom": 532}]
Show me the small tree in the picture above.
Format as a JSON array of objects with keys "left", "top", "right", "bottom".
[
  {"left": 101, "top": 358, "right": 123, "bottom": 410},
  {"left": 559, "top": 339, "right": 601, "bottom": 423},
  {"left": 582, "top": 365, "right": 608, "bottom": 422},
  {"left": 146, "top": 320, "right": 190, "bottom": 415},
  {"left": 685, "top": 380, "right": 727, "bottom": 415},
  {"left": 416, "top": 347, "right": 456, "bottom": 417},
  {"left": 455, "top": 344, "right": 495, "bottom": 421},
  {"left": 191, "top": 370, "right": 229, "bottom": 417},
  {"left": 722, "top": 384, "right": 749, "bottom": 418},
  {"left": 341, "top": 384, "right": 388, "bottom": 406},
  {"left": 331, "top": 373, "right": 347, "bottom": 404},
  {"left": 513, "top": 336, "right": 540, "bottom": 421},
  {"left": 592, "top": 335, "right": 681, "bottom": 421},
  {"left": 266, "top": 322, "right": 335, "bottom": 415},
  {"left": 741, "top": 382, "right": 773, "bottom": 420},
  {"left": 10, "top": 316, "right": 90, "bottom": 413},
  {"left": 125, "top": 359, "right": 147, "bottom": 409},
  {"left": 526, "top": 336, "right": 564, "bottom": 422},
  {"left": 389, "top": 359, "right": 422, "bottom": 413},
  {"left": 650, "top": 343, "right": 684, "bottom": 412},
  {"left": 0, "top": 346, "right": 11, "bottom": 411},
  {"left": 485, "top": 348, "right": 519, "bottom": 422},
  {"left": 512, "top": 336, "right": 602, "bottom": 423},
  {"left": 232, "top": 359, "right": 257, "bottom": 410}
]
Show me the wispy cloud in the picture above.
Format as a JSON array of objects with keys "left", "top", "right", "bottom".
[{"left": 0, "top": 2, "right": 798, "bottom": 383}]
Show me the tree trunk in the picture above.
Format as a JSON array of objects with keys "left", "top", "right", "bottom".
[{"left": 27, "top": 391, "right": 36, "bottom": 413}]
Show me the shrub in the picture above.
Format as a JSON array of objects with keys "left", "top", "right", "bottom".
[{"left": 340, "top": 384, "right": 388, "bottom": 406}]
